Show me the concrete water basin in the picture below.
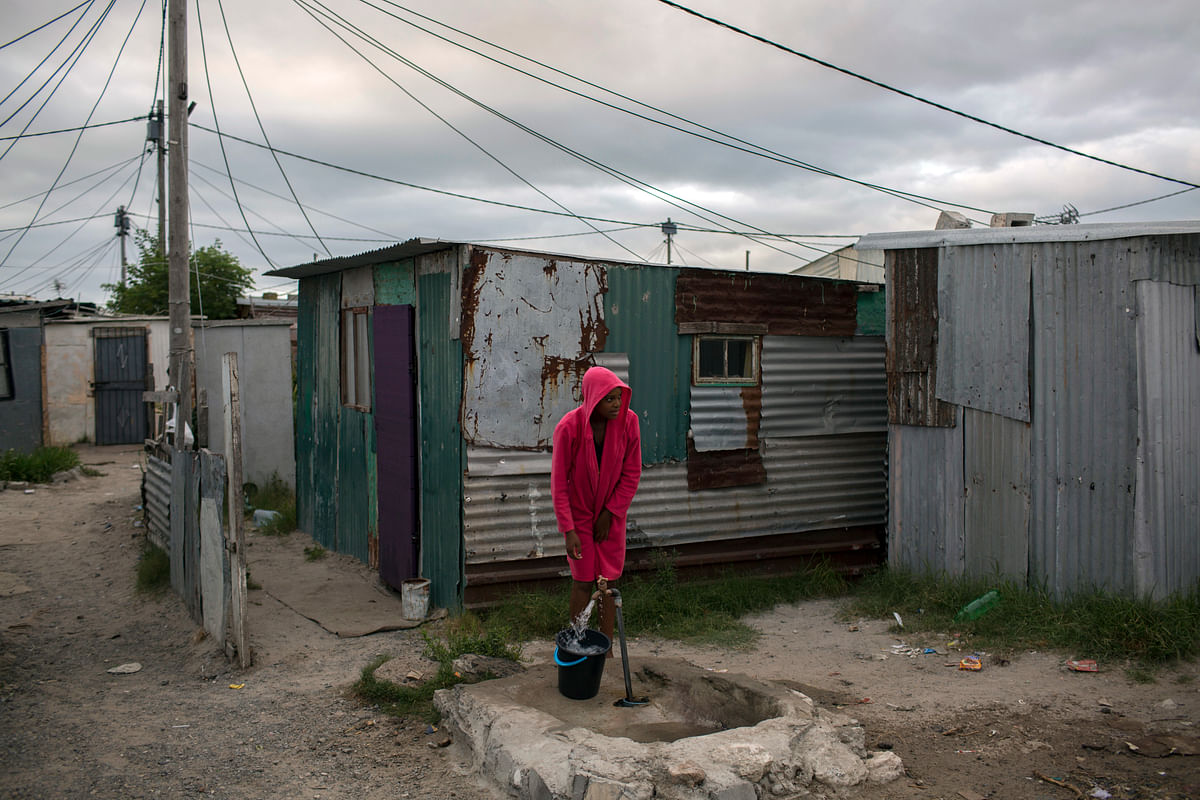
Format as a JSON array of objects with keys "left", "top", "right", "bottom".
[{"left": 435, "top": 655, "right": 902, "bottom": 799}]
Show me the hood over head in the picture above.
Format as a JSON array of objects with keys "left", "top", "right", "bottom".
[{"left": 581, "top": 366, "right": 630, "bottom": 421}]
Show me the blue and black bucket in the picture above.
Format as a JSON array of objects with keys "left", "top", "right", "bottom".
[{"left": 554, "top": 629, "right": 610, "bottom": 700}]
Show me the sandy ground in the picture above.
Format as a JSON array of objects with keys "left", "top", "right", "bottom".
[{"left": 1, "top": 444, "right": 1198, "bottom": 799}]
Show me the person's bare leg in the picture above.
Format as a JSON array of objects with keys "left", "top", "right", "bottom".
[
  {"left": 599, "top": 583, "right": 616, "bottom": 657},
  {"left": 569, "top": 580, "right": 593, "bottom": 626}
]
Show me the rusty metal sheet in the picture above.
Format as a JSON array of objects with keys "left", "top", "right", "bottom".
[
  {"left": 686, "top": 440, "right": 765, "bottom": 491},
  {"left": 886, "top": 248, "right": 956, "bottom": 427},
  {"left": 675, "top": 269, "right": 858, "bottom": 337},
  {"left": 459, "top": 249, "right": 607, "bottom": 449}
]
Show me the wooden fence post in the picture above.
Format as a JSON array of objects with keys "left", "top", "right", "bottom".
[{"left": 222, "top": 352, "right": 251, "bottom": 668}]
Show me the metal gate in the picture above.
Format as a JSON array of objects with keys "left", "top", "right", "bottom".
[{"left": 94, "top": 327, "right": 149, "bottom": 445}]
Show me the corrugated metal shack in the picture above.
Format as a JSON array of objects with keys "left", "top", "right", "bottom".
[
  {"left": 269, "top": 239, "right": 887, "bottom": 608},
  {"left": 857, "top": 221, "right": 1200, "bottom": 599}
]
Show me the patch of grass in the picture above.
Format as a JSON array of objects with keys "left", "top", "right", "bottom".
[
  {"left": 80, "top": 466, "right": 104, "bottom": 477},
  {"left": 303, "top": 544, "right": 326, "bottom": 561},
  {"left": 846, "top": 567, "right": 1200, "bottom": 667},
  {"left": 353, "top": 614, "right": 522, "bottom": 721},
  {"left": 246, "top": 474, "right": 297, "bottom": 535},
  {"left": 0, "top": 446, "right": 81, "bottom": 483},
  {"left": 1127, "top": 665, "right": 1156, "bottom": 684},
  {"left": 484, "top": 553, "right": 848, "bottom": 649},
  {"left": 135, "top": 543, "right": 170, "bottom": 594}
]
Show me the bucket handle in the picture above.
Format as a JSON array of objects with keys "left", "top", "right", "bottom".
[{"left": 553, "top": 646, "right": 587, "bottom": 667}]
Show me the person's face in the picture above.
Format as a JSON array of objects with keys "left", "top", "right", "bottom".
[{"left": 596, "top": 388, "right": 622, "bottom": 420}]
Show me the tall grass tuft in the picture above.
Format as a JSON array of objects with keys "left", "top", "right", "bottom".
[
  {"left": 246, "top": 474, "right": 297, "bottom": 535},
  {"left": 0, "top": 446, "right": 81, "bottom": 483},
  {"left": 847, "top": 567, "right": 1200, "bottom": 665},
  {"left": 484, "top": 554, "right": 849, "bottom": 649},
  {"left": 135, "top": 543, "right": 171, "bottom": 594}
]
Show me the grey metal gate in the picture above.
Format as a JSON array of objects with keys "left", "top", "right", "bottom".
[{"left": 94, "top": 327, "right": 149, "bottom": 445}]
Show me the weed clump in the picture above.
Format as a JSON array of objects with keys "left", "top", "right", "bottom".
[
  {"left": 353, "top": 614, "right": 521, "bottom": 721},
  {"left": 0, "top": 446, "right": 81, "bottom": 483},
  {"left": 245, "top": 474, "right": 297, "bottom": 535},
  {"left": 135, "top": 543, "right": 170, "bottom": 594}
]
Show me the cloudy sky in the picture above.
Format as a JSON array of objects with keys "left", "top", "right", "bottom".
[{"left": 1, "top": 0, "right": 1197, "bottom": 303}]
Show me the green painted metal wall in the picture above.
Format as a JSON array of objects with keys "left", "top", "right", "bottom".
[
  {"left": 375, "top": 259, "right": 417, "bottom": 305},
  {"left": 295, "top": 284, "right": 317, "bottom": 536},
  {"left": 417, "top": 269, "right": 464, "bottom": 610},
  {"left": 313, "top": 274, "right": 341, "bottom": 551},
  {"left": 338, "top": 408, "right": 371, "bottom": 563},
  {"left": 605, "top": 266, "right": 690, "bottom": 464},
  {"left": 856, "top": 289, "right": 886, "bottom": 336}
]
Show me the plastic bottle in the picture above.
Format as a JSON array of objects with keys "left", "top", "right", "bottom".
[{"left": 954, "top": 589, "right": 1000, "bottom": 622}]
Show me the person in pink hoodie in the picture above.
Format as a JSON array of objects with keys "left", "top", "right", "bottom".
[{"left": 551, "top": 366, "right": 642, "bottom": 649}]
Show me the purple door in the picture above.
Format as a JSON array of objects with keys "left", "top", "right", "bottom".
[{"left": 374, "top": 305, "right": 418, "bottom": 591}]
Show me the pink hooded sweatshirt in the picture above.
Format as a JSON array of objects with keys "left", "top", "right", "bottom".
[{"left": 551, "top": 366, "right": 642, "bottom": 581}]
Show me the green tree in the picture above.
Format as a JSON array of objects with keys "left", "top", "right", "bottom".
[{"left": 104, "top": 230, "right": 254, "bottom": 319}]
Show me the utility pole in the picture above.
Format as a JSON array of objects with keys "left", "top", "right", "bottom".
[
  {"left": 167, "top": 0, "right": 192, "bottom": 450},
  {"left": 114, "top": 205, "right": 130, "bottom": 284},
  {"left": 661, "top": 218, "right": 677, "bottom": 265},
  {"left": 147, "top": 99, "right": 166, "bottom": 252}
]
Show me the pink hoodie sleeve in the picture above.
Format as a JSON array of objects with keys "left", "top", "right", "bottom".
[
  {"left": 550, "top": 414, "right": 577, "bottom": 533},
  {"left": 603, "top": 412, "right": 641, "bottom": 518}
]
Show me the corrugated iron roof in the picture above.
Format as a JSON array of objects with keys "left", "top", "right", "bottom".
[{"left": 857, "top": 220, "right": 1200, "bottom": 251}]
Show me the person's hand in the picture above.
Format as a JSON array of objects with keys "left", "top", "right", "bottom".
[
  {"left": 593, "top": 508, "right": 613, "bottom": 544},
  {"left": 565, "top": 530, "right": 582, "bottom": 559}
]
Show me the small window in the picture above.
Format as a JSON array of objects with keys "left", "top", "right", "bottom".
[
  {"left": 693, "top": 335, "right": 759, "bottom": 385},
  {"left": 341, "top": 308, "right": 372, "bottom": 409},
  {"left": 0, "top": 329, "right": 12, "bottom": 400}
]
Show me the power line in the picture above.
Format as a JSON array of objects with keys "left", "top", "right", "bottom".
[
  {"left": 0, "top": 0, "right": 143, "bottom": 285},
  {"left": 0, "top": 0, "right": 110, "bottom": 147},
  {"left": 300, "top": 0, "right": 819, "bottom": 263},
  {"left": 655, "top": 0, "right": 1199, "bottom": 190},
  {"left": 293, "top": 0, "right": 648, "bottom": 262},
  {"left": 213, "top": 0, "right": 331, "bottom": 257},
  {"left": 1039, "top": 187, "right": 1199, "bottom": 223},
  {"left": 369, "top": 1, "right": 997, "bottom": 218},
  {"left": 0, "top": 116, "right": 144, "bottom": 142},
  {"left": 0, "top": 1, "right": 91, "bottom": 50},
  {"left": 0, "top": 154, "right": 142, "bottom": 211},
  {"left": 191, "top": 159, "right": 407, "bottom": 242},
  {"left": 0, "top": 0, "right": 94, "bottom": 112},
  {"left": 195, "top": 0, "right": 276, "bottom": 268}
]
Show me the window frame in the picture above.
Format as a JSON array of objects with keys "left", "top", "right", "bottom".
[
  {"left": 692, "top": 333, "right": 761, "bottom": 387},
  {"left": 340, "top": 306, "right": 372, "bottom": 410}
]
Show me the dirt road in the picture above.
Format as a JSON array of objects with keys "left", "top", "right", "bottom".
[{"left": 2, "top": 444, "right": 1198, "bottom": 799}]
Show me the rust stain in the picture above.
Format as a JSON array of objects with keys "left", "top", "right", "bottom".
[
  {"left": 675, "top": 269, "right": 857, "bottom": 336},
  {"left": 885, "top": 248, "right": 956, "bottom": 427},
  {"left": 460, "top": 249, "right": 489, "bottom": 362},
  {"left": 543, "top": 259, "right": 557, "bottom": 277},
  {"left": 578, "top": 264, "right": 609, "bottom": 353},
  {"left": 686, "top": 438, "right": 766, "bottom": 491}
]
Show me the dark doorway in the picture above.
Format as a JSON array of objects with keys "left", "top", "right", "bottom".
[
  {"left": 373, "top": 305, "right": 419, "bottom": 591},
  {"left": 93, "top": 327, "right": 149, "bottom": 445}
]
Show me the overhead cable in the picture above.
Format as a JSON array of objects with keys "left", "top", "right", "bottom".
[
  {"left": 655, "top": 0, "right": 1199, "bottom": 190},
  {"left": 369, "top": 1, "right": 997, "bottom": 217},
  {"left": 302, "top": 0, "right": 817, "bottom": 262},
  {"left": 0, "top": 115, "right": 146, "bottom": 141},
  {"left": 194, "top": 0, "right": 277, "bottom": 268},
  {"left": 0, "top": 1, "right": 91, "bottom": 50},
  {"left": 294, "top": 0, "right": 648, "bottom": 262},
  {"left": 0, "top": 0, "right": 143, "bottom": 286},
  {"left": 0, "top": 0, "right": 95, "bottom": 112},
  {"left": 214, "top": 0, "right": 331, "bottom": 256}
]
